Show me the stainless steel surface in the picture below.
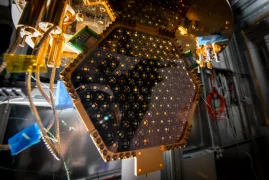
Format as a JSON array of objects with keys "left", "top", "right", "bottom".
[
  {"left": 0, "top": 104, "right": 11, "bottom": 144},
  {"left": 233, "top": 0, "right": 269, "bottom": 26},
  {"left": 243, "top": 18, "right": 269, "bottom": 122},
  {"left": 161, "top": 149, "right": 183, "bottom": 180},
  {"left": 0, "top": 0, "right": 9, "bottom": 7},
  {"left": 182, "top": 152, "right": 217, "bottom": 180}
]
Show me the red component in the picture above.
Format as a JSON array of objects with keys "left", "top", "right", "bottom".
[{"left": 206, "top": 90, "right": 226, "bottom": 120}]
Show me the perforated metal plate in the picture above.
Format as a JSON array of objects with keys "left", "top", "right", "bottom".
[
  {"left": 71, "top": 27, "right": 197, "bottom": 153},
  {"left": 60, "top": 21, "right": 202, "bottom": 175}
]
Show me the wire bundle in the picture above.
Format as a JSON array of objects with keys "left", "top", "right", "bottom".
[
  {"left": 206, "top": 71, "right": 227, "bottom": 120},
  {"left": 206, "top": 90, "right": 226, "bottom": 120},
  {"left": 25, "top": 26, "right": 62, "bottom": 161},
  {"left": 0, "top": 27, "right": 23, "bottom": 74}
]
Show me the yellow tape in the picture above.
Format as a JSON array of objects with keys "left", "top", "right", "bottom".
[{"left": 4, "top": 53, "right": 47, "bottom": 73}]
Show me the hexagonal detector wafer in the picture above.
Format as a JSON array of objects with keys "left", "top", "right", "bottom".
[{"left": 60, "top": 21, "right": 200, "bottom": 176}]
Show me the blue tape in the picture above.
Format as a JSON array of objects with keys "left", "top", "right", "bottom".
[
  {"left": 8, "top": 123, "right": 41, "bottom": 155},
  {"left": 198, "top": 35, "right": 228, "bottom": 46},
  {"left": 55, "top": 81, "right": 73, "bottom": 110}
]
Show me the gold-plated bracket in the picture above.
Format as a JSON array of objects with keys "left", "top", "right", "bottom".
[
  {"left": 135, "top": 147, "right": 164, "bottom": 176},
  {"left": 83, "top": 0, "right": 116, "bottom": 22}
]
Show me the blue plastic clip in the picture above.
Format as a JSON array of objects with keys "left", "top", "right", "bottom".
[
  {"left": 55, "top": 81, "right": 73, "bottom": 110},
  {"left": 8, "top": 123, "right": 41, "bottom": 155}
]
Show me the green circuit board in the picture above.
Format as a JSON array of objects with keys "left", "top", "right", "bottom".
[{"left": 67, "top": 26, "right": 100, "bottom": 53}]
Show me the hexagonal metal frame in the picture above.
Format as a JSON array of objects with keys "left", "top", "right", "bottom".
[{"left": 60, "top": 20, "right": 202, "bottom": 175}]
